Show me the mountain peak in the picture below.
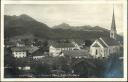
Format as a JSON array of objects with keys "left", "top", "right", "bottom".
[
  {"left": 18, "top": 14, "right": 36, "bottom": 21},
  {"left": 53, "top": 22, "right": 71, "bottom": 29},
  {"left": 60, "top": 22, "right": 70, "bottom": 26}
]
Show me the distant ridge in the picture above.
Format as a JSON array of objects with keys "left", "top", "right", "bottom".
[
  {"left": 4, "top": 14, "right": 122, "bottom": 41},
  {"left": 53, "top": 23, "right": 109, "bottom": 32}
]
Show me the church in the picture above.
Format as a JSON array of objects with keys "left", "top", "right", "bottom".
[{"left": 90, "top": 9, "right": 120, "bottom": 58}]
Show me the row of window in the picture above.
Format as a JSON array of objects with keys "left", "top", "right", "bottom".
[
  {"left": 95, "top": 47, "right": 118, "bottom": 55},
  {"left": 14, "top": 55, "right": 26, "bottom": 58},
  {"left": 14, "top": 52, "right": 26, "bottom": 55},
  {"left": 56, "top": 48, "right": 74, "bottom": 51}
]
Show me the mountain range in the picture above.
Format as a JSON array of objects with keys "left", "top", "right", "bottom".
[
  {"left": 4, "top": 14, "right": 123, "bottom": 41},
  {"left": 53, "top": 22, "right": 109, "bottom": 32}
]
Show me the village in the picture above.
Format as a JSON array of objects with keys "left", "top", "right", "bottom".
[{"left": 4, "top": 9, "right": 123, "bottom": 78}]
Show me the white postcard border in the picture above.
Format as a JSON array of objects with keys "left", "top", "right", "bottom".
[{"left": 1, "top": 0, "right": 127, "bottom": 81}]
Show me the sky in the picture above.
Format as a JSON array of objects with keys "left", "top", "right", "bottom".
[{"left": 4, "top": 3, "right": 123, "bottom": 33}]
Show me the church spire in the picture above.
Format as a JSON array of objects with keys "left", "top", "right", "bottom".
[{"left": 110, "top": 4, "right": 117, "bottom": 39}]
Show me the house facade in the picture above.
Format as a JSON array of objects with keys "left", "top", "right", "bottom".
[
  {"left": 11, "top": 46, "right": 39, "bottom": 58},
  {"left": 49, "top": 42, "right": 76, "bottom": 57},
  {"left": 11, "top": 47, "right": 27, "bottom": 58},
  {"left": 16, "top": 41, "right": 25, "bottom": 47}
]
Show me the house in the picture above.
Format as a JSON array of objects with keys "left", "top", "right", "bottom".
[
  {"left": 18, "top": 66, "right": 31, "bottom": 70},
  {"left": 31, "top": 47, "right": 47, "bottom": 59},
  {"left": 72, "top": 39, "right": 93, "bottom": 49},
  {"left": 90, "top": 9, "right": 120, "bottom": 58},
  {"left": 11, "top": 47, "right": 28, "bottom": 58},
  {"left": 16, "top": 41, "right": 25, "bottom": 47},
  {"left": 49, "top": 41, "right": 76, "bottom": 57},
  {"left": 71, "top": 39, "right": 83, "bottom": 50},
  {"left": 11, "top": 46, "right": 39, "bottom": 58},
  {"left": 5, "top": 41, "right": 16, "bottom": 48},
  {"left": 71, "top": 39, "right": 86, "bottom": 49},
  {"left": 27, "top": 46, "right": 39, "bottom": 54}
]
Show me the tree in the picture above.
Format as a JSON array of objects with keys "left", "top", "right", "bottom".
[
  {"left": 43, "top": 40, "right": 48, "bottom": 47},
  {"left": 4, "top": 48, "right": 21, "bottom": 78},
  {"left": 84, "top": 40, "right": 92, "bottom": 47},
  {"left": 31, "top": 63, "right": 50, "bottom": 76}
]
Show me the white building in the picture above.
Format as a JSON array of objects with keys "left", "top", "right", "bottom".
[
  {"left": 11, "top": 46, "right": 39, "bottom": 58},
  {"left": 33, "top": 55, "right": 45, "bottom": 59},
  {"left": 71, "top": 41, "right": 81, "bottom": 50},
  {"left": 11, "top": 47, "right": 27, "bottom": 58},
  {"left": 16, "top": 41, "right": 25, "bottom": 47},
  {"left": 71, "top": 39, "right": 85, "bottom": 49},
  {"left": 49, "top": 42, "right": 76, "bottom": 57},
  {"left": 90, "top": 9, "right": 120, "bottom": 58},
  {"left": 18, "top": 66, "right": 31, "bottom": 70}
]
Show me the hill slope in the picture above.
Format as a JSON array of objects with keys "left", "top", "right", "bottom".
[
  {"left": 4, "top": 14, "right": 52, "bottom": 39},
  {"left": 4, "top": 14, "right": 122, "bottom": 41},
  {"left": 52, "top": 23, "right": 110, "bottom": 40}
]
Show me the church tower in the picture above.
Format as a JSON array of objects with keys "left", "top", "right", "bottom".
[{"left": 110, "top": 9, "right": 117, "bottom": 39}]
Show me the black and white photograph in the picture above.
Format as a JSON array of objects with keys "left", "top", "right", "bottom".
[{"left": 1, "top": 0, "right": 127, "bottom": 81}]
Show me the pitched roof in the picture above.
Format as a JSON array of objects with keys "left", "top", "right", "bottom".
[
  {"left": 11, "top": 46, "right": 39, "bottom": 53},
  {"left": 50, "top": 41, "right": 75, "bottom": 48},
  {"left": 100, "top": 37, "right": 119, "bottom": 46},
  {"left": 11, "top": 47, "right": 27, "bottom": 52},
  {"left": 97, "top": 38, "right": 108, "bottom": 47},
  {"left": 73, "top": 39, "right": 84, "bottom": 45},
  {"left": 27, "top": 46, "right": 39, "bottom": 53},
  {"left": 31, "top": 47, "right": 45, "bottom": 56},
  {"left": 17, "top": 41, "right": 25, "bottom": 45},
  {"left": 5, "top": 41, "right": 16, "bottom": 45},
  {"left": 62, "top": 50, "right": 89, "bottom": 57},
  {"left": 92, "top": 43, "right": 100, "bottom": 47}
]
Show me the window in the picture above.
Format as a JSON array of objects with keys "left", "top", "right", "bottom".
[
  {"left": 111, "top": 33, "right": 113, "bottom": 37},
  {"left": 113, "top": 48, "right": 114, "bottom": 52},
  {"left": 96, "top": 49, "right": 98, "bottom": 55}
]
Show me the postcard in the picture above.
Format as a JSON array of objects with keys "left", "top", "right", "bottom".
[{"left": 1, "top": 0, "right": 127, "bottom": 81}]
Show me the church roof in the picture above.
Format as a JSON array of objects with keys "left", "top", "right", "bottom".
[
  {"left": 111, "top": 10, "right": 116, "bottom": 31},
  {"left": 92, "top": 37, "right": 119, "bottom": 48},
  {"left": 91, "top": 38, "right": 107, "bottom": 47},
  {"left": 97, "top": 38, "right": 108, "bottom": 47},
  {"left": 92, "top": 43, "right": 100, "bottom": 47},
  {"left": 100, "top": 37, "right": 119, "bottom": 46}
]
